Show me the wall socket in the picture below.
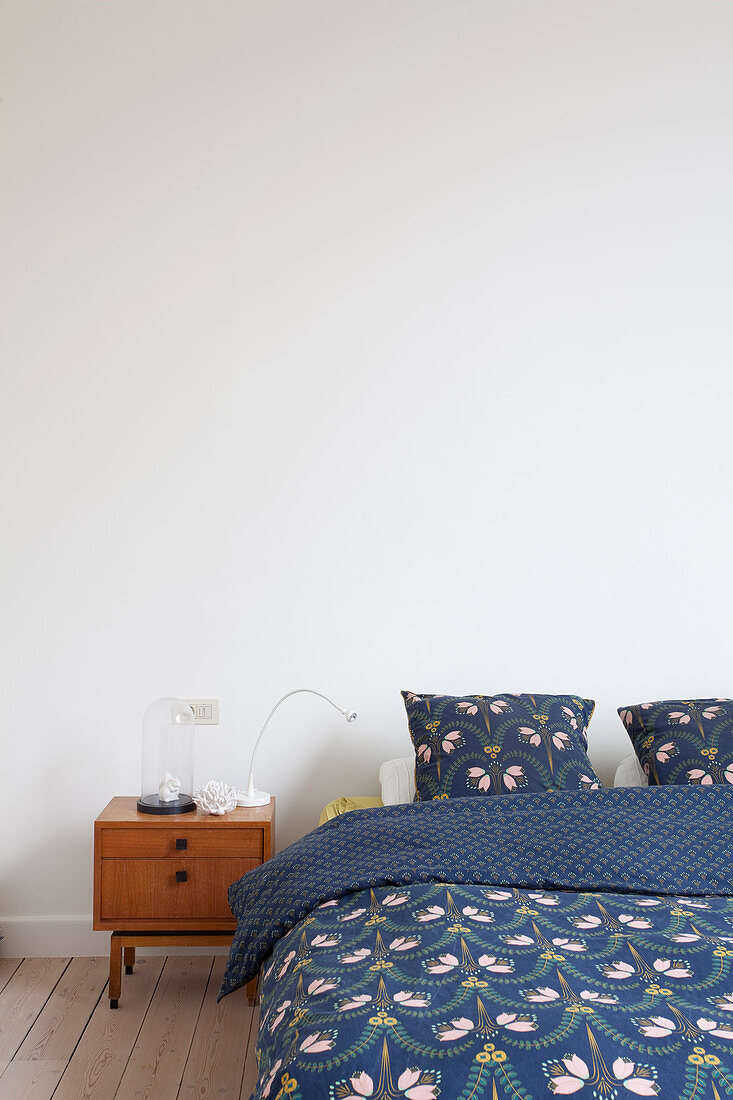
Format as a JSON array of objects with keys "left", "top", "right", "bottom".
[{"left": 187, "top": 699, "right": 219, "bottom": 725}]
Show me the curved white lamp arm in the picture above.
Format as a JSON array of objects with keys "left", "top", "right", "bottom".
[{"left": 238, "top": 689, "right": 358, "bottom": 807}]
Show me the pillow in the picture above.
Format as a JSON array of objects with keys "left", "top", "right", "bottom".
[
  {"left": 379, "top": 756, "right": 415, "bottom": 805},
  {"left": 619, "top": 698, "right": 733, "bottom": 786},
  {"left": 613, "top": 752, "right": 648, "bottom": 788},
  {"left": 402, "top": 690, "right": 600, "bottom": 801}
]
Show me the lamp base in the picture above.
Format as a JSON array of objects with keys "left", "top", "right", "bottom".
[{"left": 237, "top": 788, "right": 271, "bottom": 807}]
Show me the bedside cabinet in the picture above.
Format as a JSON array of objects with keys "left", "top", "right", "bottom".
[{"left": 94, "top": 797, "right": 275, "bottom": 1007}]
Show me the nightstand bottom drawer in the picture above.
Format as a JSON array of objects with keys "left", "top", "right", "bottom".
[{"left": 100, "top": 858, "right": 259, "bottom": 921}]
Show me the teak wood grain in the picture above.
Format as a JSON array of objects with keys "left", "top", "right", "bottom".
[
  {"left": 100, "top": 826, "right": 263, "bottom": 859},
  {"left": 99, "top": 857, "right": 260, "bottom": 923}
]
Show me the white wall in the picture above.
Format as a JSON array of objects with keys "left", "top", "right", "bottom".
[{"left": 2, "top": 0, "right": 732, "bottom": 953}]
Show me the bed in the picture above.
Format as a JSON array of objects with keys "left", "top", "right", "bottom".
[{"left": 220, "top": 785, "right": 733, "bottom": 1100}]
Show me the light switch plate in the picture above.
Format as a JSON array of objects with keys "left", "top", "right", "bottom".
[{"left": 186, "top": 699, "right": 219, "bottom": 725}]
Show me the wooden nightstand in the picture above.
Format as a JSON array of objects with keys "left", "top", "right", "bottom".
[{"left": 94, "top": 796, "right": 275, "bottom": 1007}]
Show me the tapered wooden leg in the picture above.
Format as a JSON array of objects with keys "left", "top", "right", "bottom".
[
  {"left": 124, "top": 946, "right": 136, "bottom": 974},
  {"left": 109, "top": 933, "right": 123, "bottom": 1008},
  {"left": 246, "top": 975, "right": 258, "bottom": 1005}
]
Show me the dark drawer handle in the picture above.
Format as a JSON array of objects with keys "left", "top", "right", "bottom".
[
  {"left": 176, "top": 870, "right": 188, "bottom": 883},
  {"left": 176, "top": 838, "right": 188, "bottom": 850}
]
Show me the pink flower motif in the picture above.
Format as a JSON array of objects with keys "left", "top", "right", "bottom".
[
  {"left": 416, "top": 905, "right": 445, "bottom": 923},
  {"left": 527, "top": 892, "right": 559, "bottom": 906},
  {"left": 547, "top": 1053, "right": 589, "bottom": 1094},
  {"left": 397, "top": 1067, "right": 438, "bottom": 1100},
  {"left": 579, "top": 990, "right": 617, "bottom": 1005},
  {"left": 441, "top": 730, "right": 461, "bottom": 753},
  {"left": 467, "top": 766, "right": 491, "bottom": 792},
  {"left": 490, "top": 699, "right": 509, "bottom": 714},
  {"left": 611, "top": 1058, "right": 659, "bottom": 1095},
  {"left": 437, "top": 1016, "right": 474, "bottom": 1041},
  {"left": 655, "top": 742, "right": 675, "bottom": 763},
  {"left": 268, "top": 1000, "right": 292, "bottom": 1031},
  {"left": 311, "top": 933, "right": 340, "bottom": 947},
  {"left": 496, "top": 1012, "right": 537, "bottom": 1031},
  {"left": 300, "top": 1031, "right": 336, "bottom": 1053},
  {"left": 277, "top": 950, "right": 296, "bottom": 978},
  {"left": 603, "top": 961, "right": 636, "bottom": 980},
  {"left": 562, "top": 707, "right": 579, "bottom": 730},
  {"left": 456, "top": 701, "right": 478, "bottom": 715},
  {"left": 552, "top": 937, "right": 586, "bottom": 952},
  {"left": 726, "top": 764, "right": 733, "bottom": 785},
  {"left": 426, "top": 953, "right": 459, "bottom": 974},
  {"left": 671, "top": 933, "right": 700, "bottom": 943},
  {"left": 503, "top": 765, "right": 525, "bottom": 791},
  {"left": 484, "top": 889, "right": 513, "bottom": 900},
  {"left": 715, "top": 993, "right": 733, "bottom": 1012},
  {"left": 702, "top": 706, "right": 722, "bottom": 720},
  {"left": 619, "top": 709, "right": 633, "bottom": 727},
  {"left": 390, "top": 936, "right": 420, "bottom": 951},
  {"left": 574, "top": 915, "right": 603, "bottom": 930},
  {"left": 478, "top": 953, "right": 514, "bottom": 973},
  {"left": 260, "top": 1058, "right": 283, "bottom": 1099},
  {"left": 382, "top": 893, "right": 409, "bottom": 906},
  {"left": 652, "top": 959, "right": 691, "bottom": 978},
  {"left": 417, "top": 744, "right": 431, "bottom": 763},
  {"left": 348, "top": 1070, "right": 374, "bottom": 1097},
  {"left": 695, "top": 1016, "right": 730, "bottom": 1034},
  {"left": 341, "top": 948, "right": 372, "bottom": 964},
  {"left": 340, "top": 993, "right": 373, "bottom": 1012},
  {"left": 668, "top": 711, "right": 691, "bottom": 725},
  {"left": 526, "top": 986, "right": 560, "bottom": 1003},
  {"left": 638, "top": 1015, "right": 676, "bottom": 1038},
  {"left": 462, "top": 906, "right": 494, "bottom": 923},
  {"left": 505, "top": 934, "right": 534, "bottom": 946},
  {"left": 579, "top": 774, "right": 600, "bottom": 790},
  {"left": 519, "top": 726, "right": 542, "bottom": 747},
  {"left": 393, "top": 990, "right": 429, "bottom": 1007},
  {"left": 553, "top": 730, "right": 570, "bottom": 750},
  {"left": 307, "top": 977, "right": 338, "bottom": 996},
  {"left": 618, "top": 914, "right": 652, "bottom": 930},
  {"left": 688, "top": 768, "right": 713, "bottom": 784},
  {"left": 339, "top": 907, "right": 367, "bottom": 922}
]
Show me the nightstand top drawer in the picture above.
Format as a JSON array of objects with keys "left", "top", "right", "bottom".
[{"left": 101, "top": 827, "right": 264, "bottom": 859}]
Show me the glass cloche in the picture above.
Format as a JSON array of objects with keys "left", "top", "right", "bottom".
[{"left": 137, "top": 697, "right": 195, "bottom": 814}]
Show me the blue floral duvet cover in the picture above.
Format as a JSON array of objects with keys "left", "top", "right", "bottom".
[{"left": 222, "top": 786, "right": 733, "bottom": 1100}]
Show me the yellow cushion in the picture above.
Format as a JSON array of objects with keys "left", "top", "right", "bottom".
[{"left": 318, "top": 795, "right": 383, "bottom": 826}]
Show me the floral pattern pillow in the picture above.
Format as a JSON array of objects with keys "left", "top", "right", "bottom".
[
  {"left": 402, "top": 691, "right": 600, "bottom": 800},
  {"left": 619, "top": 697, "right": 733, "bottom": 786}
]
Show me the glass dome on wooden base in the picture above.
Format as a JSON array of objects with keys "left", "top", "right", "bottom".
[{"left": 137, "top": 697, "right": 196, "bottom": 815}]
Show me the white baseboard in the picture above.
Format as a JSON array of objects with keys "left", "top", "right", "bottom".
[{"left": 1, "top": 918, "right": 230, "bottom": 958}]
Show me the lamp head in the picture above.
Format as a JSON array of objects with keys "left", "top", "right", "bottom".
[{"left": 345, "top": 710, "right": 358, "bottom": 723}]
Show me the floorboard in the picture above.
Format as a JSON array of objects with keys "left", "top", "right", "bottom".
[
  {"left": 239, "top": 1005, "right": 260, "bottom": 1100},
  {"left": 178, "top": 956, "right": 252, "bottom": 1100},
  {"left": 16, "top": 957, "right": 107, "bottom": 1063},
  {"left": 0, "top": 959, "right": 70, "bottom": 1062},
  {"left": 0, "top": 1059, "right": 66, "bottom": 1100},
  {"left": 0, "top": 957, "right": 261, "bottom": 1100},
  {"left": 113, "top": 955, "right": 213, "bottom": 1100},
  {"left": 53, "top": 956, "right": 164, "bottom": 1100},
  {"left": 0, "top": 959, "right": 22, "bottom": 997}
]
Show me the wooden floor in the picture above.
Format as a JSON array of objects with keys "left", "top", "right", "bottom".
[{"left": 0, "top": 956, "right": 259, "bottom": 1100}]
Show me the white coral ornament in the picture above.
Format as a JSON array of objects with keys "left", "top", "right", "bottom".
[{"left": 193, "top": 780, "right": 238, "bottom": 815}]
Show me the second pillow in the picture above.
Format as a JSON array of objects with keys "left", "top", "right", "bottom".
[{"left": 402, "top": 690, "right": 600, "bottom": 801}]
